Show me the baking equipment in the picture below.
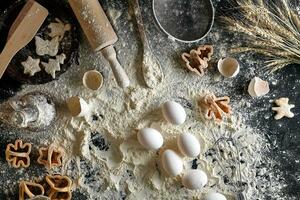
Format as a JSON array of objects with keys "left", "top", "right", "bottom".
[
  {"left": 132, "top": 0, "right": 163, "bottom": 88},
  {"left": 68, "top": 0, "right": 130, "bottom": 88},
  {"left": 152, "top": 0, "right": 214, "bottom": 43},
  {"left": 0, "top": 0, "right": 48, "bottom": 79},
  {"left": 0, "top": 92, "right": 56, "bottom": 132},
  {"left": 0, "top": 0, "right": 80, "bottom": 85},
  {"left": 208, "top": 136, "right": 247, "bottom": 200}
]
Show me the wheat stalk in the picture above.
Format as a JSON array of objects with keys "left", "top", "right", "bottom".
[{"left": 223, "top": 0, "right": 300, "bottom": 73}]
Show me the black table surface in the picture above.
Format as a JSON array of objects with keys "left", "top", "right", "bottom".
[{"left": 0, "top": 0, "right": 299, "bottom": 199}]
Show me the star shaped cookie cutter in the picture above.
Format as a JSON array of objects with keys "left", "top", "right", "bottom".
[{"left": 37, "top": 144, "right": 64, "bottom": 169}]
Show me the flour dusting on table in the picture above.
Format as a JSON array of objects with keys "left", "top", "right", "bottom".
[
  {"left": 0, "top": 1, "right": 290, "bottom": 200},
  {"left": 13, "top": 41, "right": 283, "bottom": 200}
]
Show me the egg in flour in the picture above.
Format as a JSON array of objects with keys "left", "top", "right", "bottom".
[
  {"left": 137, "top": 128, "right": 163, "bottom": 150},
  {"left": 162, "top": 101, "right": 186, "bottom": 125},
  {"left": 182, "top": 169, "right": 208, "bottom": 190},
  {"left": 161, "top": 149, "right": 183, "bottom": 176},
  {"left": 206, "top": 192, "right": 227, "bottom": 200},
  {"left": 177, "top": 133, "right": 200, "bottom": 157}
]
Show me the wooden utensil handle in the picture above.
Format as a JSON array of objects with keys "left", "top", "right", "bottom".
[
  {"left": 101, "top": 45, "right": 130, "bottom": 88},
  {"left": 0, "top": 45, "right": 15, "bottom": 79},
  {"left": 132, "top": 0, "right": 148, "bottom": 46}
]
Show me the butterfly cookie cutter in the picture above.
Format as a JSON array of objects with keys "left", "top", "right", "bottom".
[{"left": 5, "top": 139, "right": 32, "bottom": 168}]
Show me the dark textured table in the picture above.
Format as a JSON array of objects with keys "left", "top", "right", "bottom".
[{"left": 0, "top": 0, "right": 299, "bottom": 199}]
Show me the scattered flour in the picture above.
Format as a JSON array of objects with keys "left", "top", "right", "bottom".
[
  {"left": 107, "top": 8, "right": 122, "bottom": 24},
  {"left": 141, "top": 51, "right": 164, "bottom": 89},
  {"left": 0, "top": 2, "right": 289, "bottom": 200},
  {"left": 14, "top": 38, "right": 284, "bottom": 199}
]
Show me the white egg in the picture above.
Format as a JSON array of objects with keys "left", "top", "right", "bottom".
[
  {"left": 162, "top": 101, "right": 186, "bottom": 125},
  {"left": 206, "top": 192, "right": 227, "bottom": 200},
  {"left": 137, "top": 128, "right": 163, "bottom": 150},
  {"left": 177, "top": 133, "right": 200, "bottom": 157},
  {"left": 161, "top": 149, "right": 183, "bottom": 176},
  {"left": 182, "top": 169, "right": 208, "bottom": 190}
]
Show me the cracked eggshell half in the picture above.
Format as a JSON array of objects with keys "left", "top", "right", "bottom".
[
  {"left": 177, "top": 133, "right": 200, "bottom": 157},
  {"left": 137, "top": 128, "right": 163, "bottom": 150},
  {"left": 206, "top": 192, "right": 227, "bottom": 200},
  {"left": 248, "top": 77, "right": 270, "bottom": 97},
  {"left": 162, "top": 101, "right": 186, "bottom": 125},
  {"left": 66, "top": 96, "right": 89, "bottom": 117},
  {"left": 161, "top": 149, "right": 183, "bottom": 176},
  {"left": 182, "top": 169, "right": 208, "bottom": 190},
  {"left": 83, "top": 70, "right": 103, "bottom": 90},
  {"left": 217, "top": 57, "right": 240, "bottom": 78}
]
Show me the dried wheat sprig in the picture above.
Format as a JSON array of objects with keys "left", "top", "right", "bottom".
[
  {"left": 230, "top": 47, "right": 275, "bottom": 57},
  {"left": 231, "top": 47, "right": 292, "bottom": 59},
  {"left": 259, "top": 10, "right": 299, "bottom": 41},
  {"left": 232, "top": 44, "right": 300, "bottom": 61},
  {"left": 224, "top": 0, "right": 300, "bottom": 72},
  {"left": 264, "top": 60, "right": 294, "bottom": 72},
  {"left": 291, "top": 12, "right": 300, "bottom": 31},
  {"left": 241, "top": 4, "right": 299, "bottom": 40}
]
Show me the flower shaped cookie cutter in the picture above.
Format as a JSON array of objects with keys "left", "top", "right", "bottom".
[
  {"left": 45, "top": 174, "right": 72, "bottom": 200},
  {"left": 6, "top": 139, "right": 32, "bottom": 168},
  {"left": 19, "top": 181, "right": 44, "bottom": 200},
  {"left": 37, "top": 144, "right": 64, "bottom": 169},
  {"left": 199, "top": 93, "right": 232, "bottom": 122},
  {"left": 182, "top": 45, "right": 213, "bottom": 76}
]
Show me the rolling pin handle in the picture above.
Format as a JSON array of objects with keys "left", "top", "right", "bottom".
[{"left": 101, "top": 46, "right": 130, "bottom": 88}]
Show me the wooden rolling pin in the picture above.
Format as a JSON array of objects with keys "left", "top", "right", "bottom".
[{"left": 68, "top": 0, "right": 130, "bottom": 88}]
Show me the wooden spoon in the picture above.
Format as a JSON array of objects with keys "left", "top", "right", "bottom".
[
  {"left": 0, "top": 0, "right": 48, "bottom": 79},
  {"left": 132, "top": 0, "right": 163, "bottom": 89}
]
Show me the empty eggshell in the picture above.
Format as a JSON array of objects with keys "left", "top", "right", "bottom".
[
  {"left": 162, "top": 101, "right": 186, "bottom": 125},
  {"left": 177, "top": 133, "right": 200, "bottom": 157},
  {"left": 217, "top": 57, "right": 240, "bottom": 78},
  {"left": 182, "top": 169, "right": 208, "bottom": 190},
  {"left": 248, "top": 77, "right": 270, "bottom": 97},
  {"left": 161, "top": 149, "right": 183, "bottom": 176},
  {"left": 66, "top": 96, "right": 89, "bottom": 117},
  {"left": 83, "top": 70, "right": 103, "bottom": 90},
  {"left": 206, "top": 192, "right": 227, "bottom": 200},
  {"left": 137, "top": 128, "right": 163, "bottom": 150}
]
